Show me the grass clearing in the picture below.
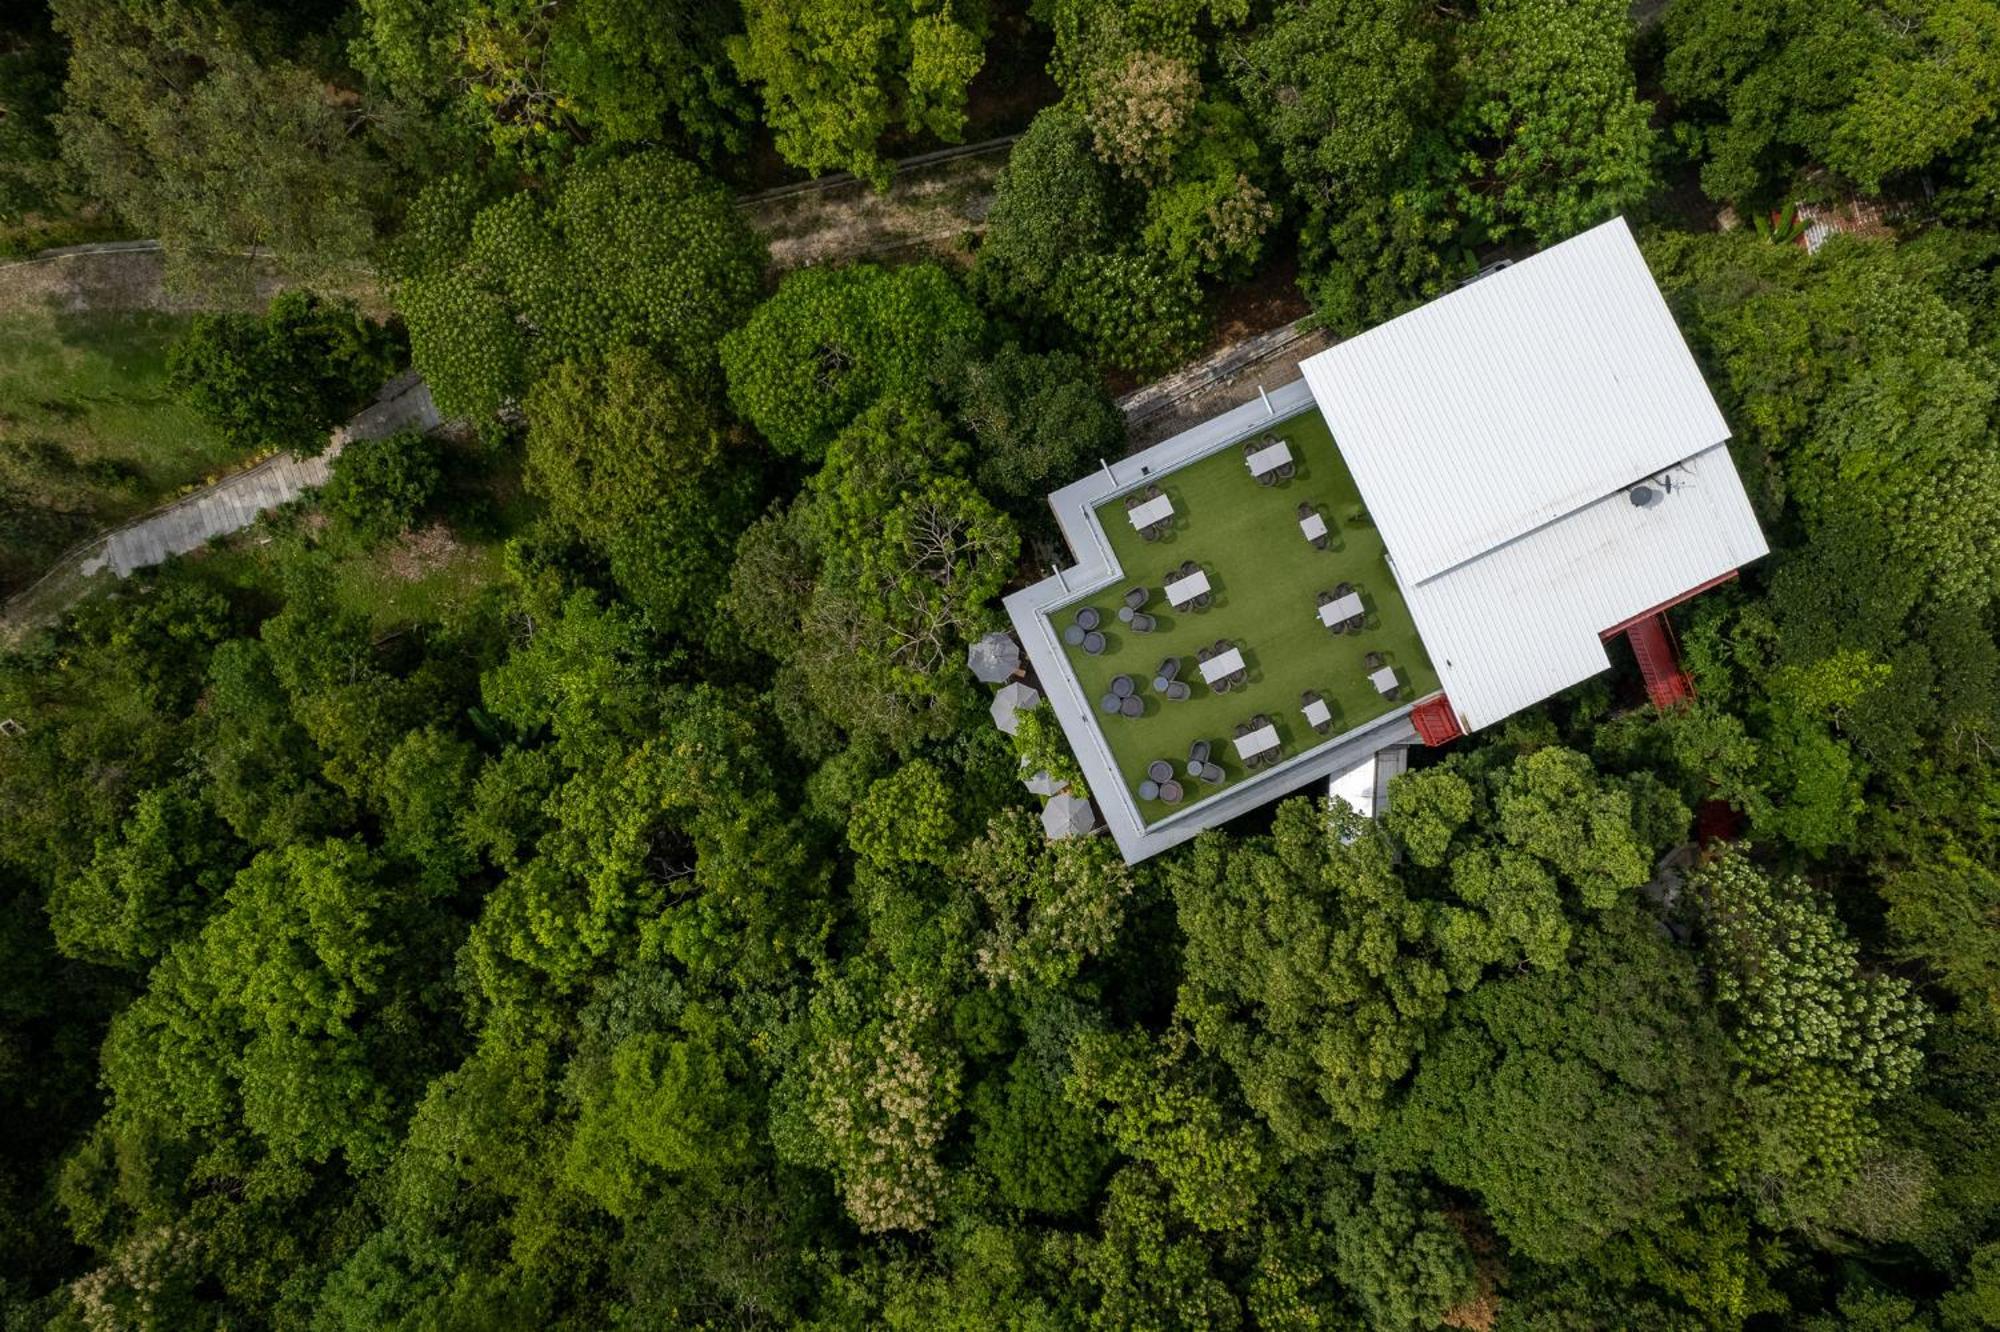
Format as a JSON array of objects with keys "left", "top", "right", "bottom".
[
  {"left": 0, "top": 306, "right": 244, "bottom": 592},
  {"left": 1048, "top": 408, "right": 1439, "bottom": 825}
]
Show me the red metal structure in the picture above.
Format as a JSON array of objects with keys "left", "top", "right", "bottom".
[
  {"left": 1621, "top": 612, "right": 1694, "bottom": 711},
  {"left": 1410, "top": 694, "right": 1464, "bottom": 746}
]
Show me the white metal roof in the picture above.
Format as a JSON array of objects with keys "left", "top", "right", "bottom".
[
  {"left": 1299, "top": 216, "right": 1767, "bottom": 732},
  {"left": 1399, "top": 445, "right": 1766, "bottom": 729},
  {"left": 1298, "top": 218, "right": 1731, "bottom": 585}
]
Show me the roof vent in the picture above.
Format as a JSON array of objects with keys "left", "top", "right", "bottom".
[{"left": 1629, "top": 484, "right": 1658, "bottom": 508}]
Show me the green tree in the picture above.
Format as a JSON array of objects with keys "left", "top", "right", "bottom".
[
  {"left": 1453, "top": 0, "right": 1657, "bottom": 243},
  {"left": 1691, "top": 849, "right": 1931, "bottom": 1226},
  {"left": 940, "top": 342, "right": 1126, "bottom": 503},
  {"left": 972, "top": 108, "right": 1113, "bottom": 308},
  {"left": 1665, "top": 0, "right": 2000, "bottom": 203},
  {"left": 960, "top": 808, "right": 1132, "bottom": 990},
  {"left": 721, "top": 262, "right": 985, "bottom": 459},
  {"left": 0, "top": 7, "right": 73, "bottom": 224},
  {"left": 354, "top": 0, "right": 753, "bottom": 169},
  {"left": 970, "top": 1049, "right": 1113, "bottom": 1215},
  {"left": 47, "top": 783, "right": 239, "bottom": 969},
  {"left": 397, "top": 152, "right": 764, "bottom": 420},
  {"left": 729, "top": 0, "right": 987, "bottom": 185},
  {"left": 849, "top": 760, "right": 958, "bottom": 868},
  {"left": 1067, "top": 1028, "right": 1267, "bottom": 1233},
  {"left": 522, "top": 347, "right": 757, "bottom": 638},
  {"left": 1380, "top": 906, "right": 1728, "bottom": 1264},
  {"left": 52, "top": 0, "right": 390, "bottom": 283},
  {"left": 727, "top": 399, "right": 1017, "bottom": 755},
  {"left": 168, "top": 291, "right": 405, "bottom": 458},
  {"left": 1881, "top": 849, "right": 2000, "bottom": 1035},
  {"left": 376, "top": 726, "right": 479, "bottom": 882},
  {"left": 562, "top": 1003, "right": 760, "bottom": 1217},
  {"left": 100, "top": 838, "right": 454, "bottom": 1168}
]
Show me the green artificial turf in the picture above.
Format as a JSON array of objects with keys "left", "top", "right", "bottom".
[{"left": 1047, "top": 408, "right": 1440, "bottom": 826}]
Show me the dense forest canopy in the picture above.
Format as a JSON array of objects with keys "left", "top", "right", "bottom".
[{"left": 4, "top": 0, "right": 2000, "bottom": 1327}]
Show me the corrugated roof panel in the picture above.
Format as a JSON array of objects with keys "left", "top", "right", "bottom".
[
  {"left": 1401, "top": 445, "right": 1767, "bottom": 730},
  {"left": 1299, "top": 218, "right": 1731, "bottom": 585}
]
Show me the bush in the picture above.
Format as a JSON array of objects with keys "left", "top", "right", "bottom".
[
  {"left": 167, "top": 291, "right": 405, "bottom": 458},
  {"left": 320, "top": 429, "right": 444, "bottom": 543}
]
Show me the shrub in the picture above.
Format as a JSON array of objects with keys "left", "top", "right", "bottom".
[
  {"left": 320, "top": 429, "right": 444, "bottom": 543},
  {"left": 168, "top": 291, "right": 404, "bottom": 458}
]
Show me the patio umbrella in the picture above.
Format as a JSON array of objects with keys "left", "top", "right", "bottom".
[
  {"left": 990, "top": 681, "right": 1040, "bottom": 734},
  {"left": 1024, "top": 768, "right": 1062, "bottom": 796},
  {"left": 967, "top": 630, "right": 1022, "bottom": 684},
  {"left": 1041, "top": 793, "right": 1097, "bottom": 840}
]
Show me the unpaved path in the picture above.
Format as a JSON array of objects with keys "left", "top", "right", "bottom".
[
  {"left": 0, "top": 240, "right": 381, "bottom": 316},
  {"left": 0, "top": 137, "right": 1018, "bottom": 322},
  {"left": 742, "top": 136, "right": 1013, "bottom": 268}
]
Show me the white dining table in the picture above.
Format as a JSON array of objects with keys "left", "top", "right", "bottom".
[
  {"left": 1369, "top": 666, "right": 1400, "bottom": 695},
  {"left": 1233, "top": 724, "right": 1280, "bottom": 760},
  {"left": 1299, "top": 512, "right": 1328, "bottom": 541},
  {"left": 1317, "top": 592, "right": 1364, "bottom": 627},
  {"left": 1198, "top": 646, "right": 1245, "bottom": 685},
  {"left": 1301, "top": 698, "right": 1332, "bottom": 728},
  {"left": 1245, "top": 439, "right": 1292, "bottom": 477},
  {"left": 1164, "top": 568, "right": 1210, "bottom": 607},
  {"left": 1127, "top": 494, "right": 1174, "bottom": 530}
]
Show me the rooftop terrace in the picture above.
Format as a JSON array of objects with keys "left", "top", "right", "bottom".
[{"left": 1007, "top": 382, "right": 1439, "bottom": 859}]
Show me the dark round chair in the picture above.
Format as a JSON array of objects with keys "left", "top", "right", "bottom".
[
  {"left": 1166, "top": 682, "right": 1190, "bottom": 701},
  {"left": 1130, "top": 613, "right": 1155, "bottom": 633},
  {"left": 1148, "top": 760, "right": 1173, "bottom": 784},
  {"left": 1189, "top": 739, "right": 1211, "bottom": 765},
  {"left": 1201, "top": 763, "right": 1225, "bottom": 783},
  {"left": 1076, "top": 607, "right": 1100, "bottom": 631},
  {"left": 1111, "top": 675, "right": 1134, "bottom": 697},
  {"left": 1159, "top": 781, "right": 1183, "bottom": 804},
  {"left": 1082, "top": 631, "right": 1106, "bottom": 655},
  {"left": 1159, "top": 657, "right": 1180, "bottom": 680},
  {"left": 1119, "top": 695, "right": 1142, "bottom": 717}
]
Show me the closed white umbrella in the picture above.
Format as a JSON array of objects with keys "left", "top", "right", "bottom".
[
  {"left": 968, "top": 631, "right": 1022, "bottom": 684},
  {"left": 1041, "top": 793, "right": 1097, "bottom": 839},
  {"left": 1024, "top": 768, "right": 1062, "bottom": 796},
  {"left": 991, "top": 681, "right": 1040, "bottom": 735}
]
